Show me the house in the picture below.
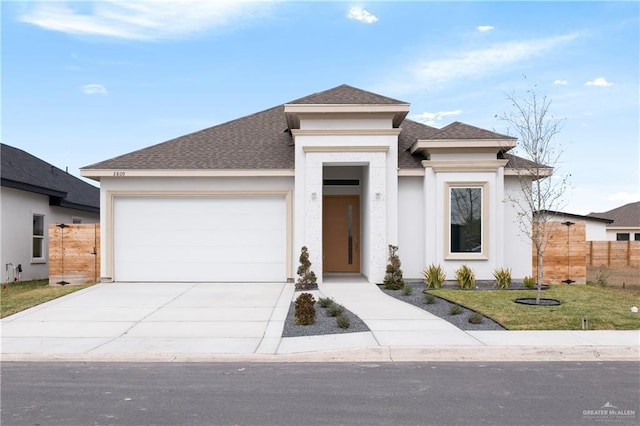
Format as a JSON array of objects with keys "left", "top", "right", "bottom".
[
  {"left": 1, "top": 144, "right": 100, "bottom": 281},
  {"left": 589, "top": 201, "right": 640, "bottom": 241},
  {"left": 81, "top": 84, "right": 536, "bottom": 284}
]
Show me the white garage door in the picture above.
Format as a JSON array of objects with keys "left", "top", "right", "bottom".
[{"left": 114, "top": 196, "right": 287, "bottom": 282}]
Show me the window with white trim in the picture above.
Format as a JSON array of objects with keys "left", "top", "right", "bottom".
[
  {"left": 447, "top": 183, "right": 487, "bottom": 258},
  {"left": 32, "top": 214, "right": 45, "bottom": 261}
]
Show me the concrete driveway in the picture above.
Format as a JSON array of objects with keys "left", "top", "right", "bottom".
[{"left": 1, "top": 282, "right": 293, "bottom": 356}]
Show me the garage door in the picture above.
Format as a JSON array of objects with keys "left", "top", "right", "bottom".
[{"left": 114, "top": 196, "right": 287, "bottom": 282}]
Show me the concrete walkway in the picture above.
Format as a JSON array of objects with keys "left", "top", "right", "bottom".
[{"left": 1, "top": 279, "right": 638, "bottom": 362}]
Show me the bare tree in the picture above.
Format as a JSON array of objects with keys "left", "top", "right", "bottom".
[{"left": 498, "top": 88, "right": 569, "bottom": 303}]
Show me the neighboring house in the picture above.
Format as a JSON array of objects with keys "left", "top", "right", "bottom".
[
  {"left": 1, "top": 144, "right": 100, "bottom": 281},
  {"left": 540, "top": 210, "right": 614, "bottom": 241},
  {"left": 81, "top": 84, "right": 537, "bottom": 284},
  {"left": 589, "top": 201, "right": 640, "bottom": 241}
]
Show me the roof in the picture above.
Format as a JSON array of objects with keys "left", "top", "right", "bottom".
[
  {"left": 536, "top": 210, "right": 614, "bottom": 224},
  {"left": 1, "top": 144, "right": 99, "bottom": 213},
  {"left": 589, "top": 201, "right": 640, "bottom": 227},
  {"left": 82, "top": 84, "right": 531, "bottom": 172}
]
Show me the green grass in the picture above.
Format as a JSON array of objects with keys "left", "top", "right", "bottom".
[
  {"left": 1, "top": 280, "right": 95, "bottom": 319},
  {"left": 428, "top": 284, "right": 640, "bottom": 330}
]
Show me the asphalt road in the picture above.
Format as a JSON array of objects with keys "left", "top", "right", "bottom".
[{"left": 1, "top": 362, "right": 638, "bottom": 426}]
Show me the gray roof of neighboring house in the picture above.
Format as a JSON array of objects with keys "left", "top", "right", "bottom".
[
  {"left": 589, "top": 201, "right": 640, "bottom": 227},
  {"left": 82, "top": 84, "right": 532, "bottom": 172},
  {"left": 536, "top": 210, "right": 614, "bottom": 224},
  {"left": 1, "top": 143, "right": 100, "bottom": 213}
]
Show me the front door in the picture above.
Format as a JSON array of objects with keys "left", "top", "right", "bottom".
[{"left": 323, "top": 195, "right": 360, "bottom": 272}]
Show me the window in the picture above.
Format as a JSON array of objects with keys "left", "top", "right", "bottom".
[
  {"left": 616, "top": 233, "right": 630, "bottom": 241},
  {"left": 447, "top": 183, "right": 487, "bottom": 257},
  {"left": 72, "top": 217, "right": 83, "bottom": 224},
  {"left": 32, "top": 214, "right": 45, "bottom": 261},
  {"left": 635, "top": 233, "right": 640, "bottom": 241}
]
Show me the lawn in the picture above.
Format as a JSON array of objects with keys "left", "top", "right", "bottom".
[
  {"left": 428, "top": 284, "right": 640, "bottom": 330},
  {"left": 0, "top": 280, "right": 95, "bottom": 319}
]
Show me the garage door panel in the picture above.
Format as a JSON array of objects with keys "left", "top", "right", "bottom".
[{"left": 114, "top": 196, "right": 287, "bottom": 282}]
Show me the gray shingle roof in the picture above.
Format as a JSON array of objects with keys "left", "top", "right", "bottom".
[
  {"left": 589, "top": 201, "right": 640, "bottom": 227},
  {"left": 82, "top": 85, "right": 531, "bottom": 172},
  {"left": 1, "top": 143, "right": 99, "bottom": 213}
]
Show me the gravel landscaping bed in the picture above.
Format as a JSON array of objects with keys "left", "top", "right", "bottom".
[
  {"left": 380, "top": 281, "right": 507, "bottom": 331},
  {"left": 282, "top": 297, "right": 370, "bottom": 338}
]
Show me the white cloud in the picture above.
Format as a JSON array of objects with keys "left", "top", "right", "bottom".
[
  {"left": 585, "top": 77, "right": 613, "bottom": 87},
  {"left": 607, "top": 192, "right": 640, "bottom": 203},
  {"left": 387, "top": 33, "right": 579, "bottom": 93},
  {"left": 553, "top": 79, "right": 568, "bottom": 85},
  {"left": 347, "top": 6, "right": 378, "bottom": 24},
  {"left": 477, "top": 25, "right": 494, "bottom": 32},
  {"left": 411, "top": 110, "right": 462, "bottom": 126},
  {"left": 82, "top": 83, "right": 108, "bottom": 95},
  {"left": 19, "top": 0, "right": 275, "bottom": 41}
]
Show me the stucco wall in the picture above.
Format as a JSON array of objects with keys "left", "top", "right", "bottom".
[
  {"left": 503, "top": 176, "right": 533, "bottom": 279},
  {"left": 398, "top": 176, "right": 425, "bottom": 279},
  {"left": 1, "top": 186, "right": 99, "bottom": 282}
]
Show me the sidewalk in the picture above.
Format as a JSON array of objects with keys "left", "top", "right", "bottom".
[{"left": 1, "top": 280, "right": 638, "bottom": 362}]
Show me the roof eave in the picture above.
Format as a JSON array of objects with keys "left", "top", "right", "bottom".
[{"left": 284, "top": 103, "right": 410, "bottom": 130}]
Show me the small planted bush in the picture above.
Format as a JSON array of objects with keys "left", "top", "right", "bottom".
[
  {"left": 318, "top": 297, "right": 334, "bottom": 308},
  {"left": 296, "top": 246, "right": 318, "bottom": 291},
  {"left": 336, "top": 314, "right": 350, "bottom": 329},
  {"left": 402, "top": 285, "right": 413, "bottom": 296},
  {"left": 455, "top": 265, "right": 476, "bottom": 289},
  {"left": 326, "top": 303, "right": 345, "bottom": 317},
  {"left": 493, "top": 267, "right": 512, "bottom": 289},
  {"left": 523, "top": 276, "right": 536, "bottom": 289},
  {"left": 423, "top": 264, "right": 446, "bottom": 289},
  {"left": 423, "top": 293, "right": 436, "bottom": 304},
  {"left": 383, "top": 245, "right": 404, "bottom": 290},
  {"left": 294, "top": 292, "right": 316, "bottom": 325},
  {"left": 449, "top": 305, "right": 463, "bottom": 315},
  {"left": 468, "top": 312, "right": 484, "bottom": 324}
]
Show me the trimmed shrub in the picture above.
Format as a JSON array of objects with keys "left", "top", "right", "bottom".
[
  {"left": 294, "top": 293, "right": 316, "bottom": 325},
  {"left": 383, "top": 245, "right": 404, "bottom": 290},
  {"left": 318, "top": 297, "right": 334, "bottom": 308},
  {"left": 493, "top": 267, "right": 512, "bottom": 289},
  {"left": 449, "top": 305, "right": 463, "bottom": 315},
  {"left": 455, "top": 265, "right": 476, "bottom": 289},
  {"left": 423, "top": 264, "right": 446, "bottom": 289},
  {"left": 423, "top": 293, "right": 436, "bottom": 304},
  {"left": 296, "top": 246, "right": 318, "bottom": 290},
  {"left": 523, "top": 276, "right": 536, "bottom": 289},
  {"left": 468, "top": 312, "right": 484, "bottom": 324},
  {"left": 326, "top": 303, "right": 345, "bottom": 317},
  {"left": 402, "top": 285, "right": 413, "bottom": 296},
  {"left": 336, "top": 314, "right": 350, "bottom": 329}
]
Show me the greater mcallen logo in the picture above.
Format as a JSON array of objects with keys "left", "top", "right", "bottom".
[{"left": 583, "top": 402, "right": 636, "bottom": 422}]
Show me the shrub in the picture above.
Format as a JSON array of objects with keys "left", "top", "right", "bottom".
[
  {"left": 455, "top": 265, "right": 476, "bottom": 289},
  {"left": 294, "top": 292, "right": 316, "bottom": 325},
  {"left": 523, "top": 276, "right": 536, "bottom": 288},
  {"left": 468, "top": 312, "right": 484, "bottom": 324},
  {"left": 423, "top": 293, "right": 436, "bottom": 304},
  {"left": 449, "top": 305, "right": 463, "bottom": 315},
  {"left": 317, "top": 297, "right": 334, "bottom": 308},
  {"left": 595, "top": 269, "right": 609, "bottom": 287},
  {"left": 423, "top": 264, "right": 446, "bottom": 289},
  {"left": 296, "top": 246, "right": 318, "bottom": 290},
  {"left": 493, "top": 267, "right": 512, "bottom": 289},
  {"left": 336, "top": 314, "right": 350, "bottom": 329},
  {"left": 402, "top": 285, "right": 413, "bottom": 296},
  {"left": 326, "top": 303, "right": 345, "bottom": 317},
  {"left": 383, "top": 245, "right": 404, "bottom": 290}
]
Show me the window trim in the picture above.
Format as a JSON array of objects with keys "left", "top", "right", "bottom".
[
  {"left": 616, "top": 233, "right": 630, "bottom": 241},
  {"left": 31, "top": 213, "right": 46, "bottom": 263},
  {"left": 445, "top": 182, "right": 489, "bottom": 260}
]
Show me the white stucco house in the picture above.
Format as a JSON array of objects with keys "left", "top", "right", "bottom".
[
  {"left": 589, "top": 201, "right": 640, "bottom": 241},
  {"left": 81, "top": 85, "right": 536, "bottom": 284},
  {"left": 1, "top": 144, "right": 100, "bottom": 281}
]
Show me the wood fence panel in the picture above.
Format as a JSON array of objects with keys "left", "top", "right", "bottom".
[
  {"left": 48, "top": 224, "right": 100, "bottom": 286},
  {"left": 587, "top": 241, "right": 640, "bottom": 267},
  {"left": 533, "top": 221, "right": 586, "bottom": 284}
]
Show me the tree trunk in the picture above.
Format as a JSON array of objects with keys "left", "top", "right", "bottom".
[{"left": 536, "top": 252, "right": 543, "bottom": 304}]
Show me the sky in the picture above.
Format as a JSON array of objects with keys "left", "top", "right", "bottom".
[{"left": 2, "top": 0, "right": 638, "bottom": 215}]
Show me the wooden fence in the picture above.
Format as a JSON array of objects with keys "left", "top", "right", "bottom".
[
  {"left": 587, "top": 241, "right": 640, "bottom": 267},
  {"left": 48, "top": 223, "right": 100, "bottom": 286},
  {"left": 533, "top": 221, "right": 587, "bottom": 284}
]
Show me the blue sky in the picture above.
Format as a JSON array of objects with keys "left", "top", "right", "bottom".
[{"left": 2, "top": 1, "right": 638, "bottom": 214}]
